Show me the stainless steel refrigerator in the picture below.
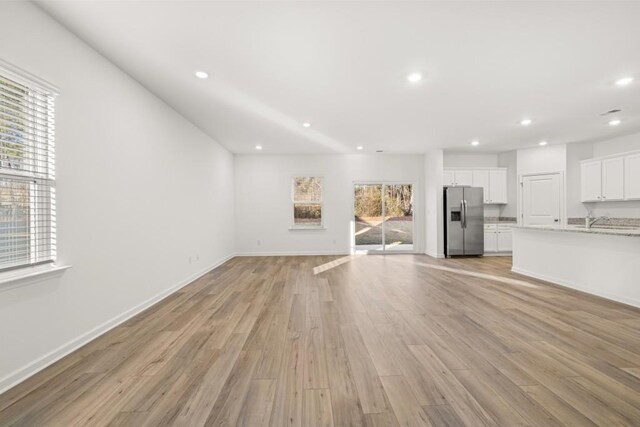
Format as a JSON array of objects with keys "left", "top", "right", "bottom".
[{"left": 444, "top": 186, "right": 484, "bottom": 257}]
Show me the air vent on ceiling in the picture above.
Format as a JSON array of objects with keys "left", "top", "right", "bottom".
[
  {"left": 376, "top": 150, "right": 384, "bottom": 153},
  {"left": 600, "top": 109, "right": 622, "bottom": 116}
]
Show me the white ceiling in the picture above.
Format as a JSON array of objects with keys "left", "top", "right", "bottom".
[{"left": 38, "top": 1, "right": 640, "bottom": 154}]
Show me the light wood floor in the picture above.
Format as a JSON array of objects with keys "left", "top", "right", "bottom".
[{"left": 2, "top": 255, "right": 640, "bottom": 426}]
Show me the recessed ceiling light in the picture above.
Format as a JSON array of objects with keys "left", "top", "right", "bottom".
[
  {"left": 194, "top": 71, "right": 208, "bottom": 79},
  {"left": 407, "top": 73, "right": 423, "bottom": 83},
  {"left": 356, "top": 146, "right": 364, "bottom": 150},
  {"left": 255, "top": 145, "right": 263, "bottom": 150},
  {"left": 539, "top": 141, "right": 548, "bottom": 146},
  {"left": 471, "top": 140, "right": 480, "bottom": 146},
  {"left": 302, "top": 122, "right": 311, "bottom": 128},
  {"left": 615, "top": 77, "right": 634, "bottom": 86},
  {"left": 520, "top": 119, "right": 533, "bottom": 126},
  {"left": 609, "top": 119, "right": 621, "bottom": 126}
]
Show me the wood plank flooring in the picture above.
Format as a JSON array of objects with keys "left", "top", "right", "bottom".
[{"left": 2, "top": 254, "right": 640, "bottom": 426}]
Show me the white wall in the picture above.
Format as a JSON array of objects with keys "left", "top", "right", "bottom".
[
  {"left": 443, "top": 152, "right": 498, "bottom": 168},
  {"left": 498, "top": 150, "right": 518, "bottom": 217},
  {"left": 425, "top": 150, "right": 444, "bottom": 257},
  {"left": 516, "top": 144, "right": 567, "bottom": 176},
  {"left": 592, "top": 132, "right": 640, "bottom": 157},
  {"left": 0, "top": 2, "right": 235, "bottom": 392},
  {"left": 513, "top": 228, "right": 640, "bottom": 308},
  {"left": 566, "top": 142, "right": 594, "bottom": 218},
  {"left": 234, "top": 154, "right": 424, "bottom": 254}
]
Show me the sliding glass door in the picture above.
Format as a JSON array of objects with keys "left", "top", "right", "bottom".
[
  {"left": 353, "top": 183, "right": 413, "bottom": 253},
  {"left": 383, "top": 184, "right": 414, "bottom": 252},
  {"left": 354, "top": 184, "right": 384, "bottom": 252}
]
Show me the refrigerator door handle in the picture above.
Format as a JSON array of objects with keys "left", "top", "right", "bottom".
[
  {"left": 463, "top": 199, "right": 468, "bottom": 229},
  {"left": 460, "top": 200, "right": 466, "bottom": 229}
]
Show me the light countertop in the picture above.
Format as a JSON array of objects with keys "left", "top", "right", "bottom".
[{"left": 512, "top": 224, "right": 640, "bottom": 237}]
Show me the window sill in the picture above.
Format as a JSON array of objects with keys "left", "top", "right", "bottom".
[
  {"left": 289, "top": 226, "right": 327, "bottom": 231},
  {"left": 0, "top": 264, "right": 71, "bottom": 292}
]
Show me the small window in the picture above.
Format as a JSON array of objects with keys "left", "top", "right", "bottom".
[
  {"left": 0, "top": 67, "right": 57, "bottom": 271},
  {"left": 292, "top": 177, "right": 322, "bottom": 228}
]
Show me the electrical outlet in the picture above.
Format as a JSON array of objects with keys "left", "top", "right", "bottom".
[
  {"left": 333, "top": 239, "right": 337, "bottom": 245},
  {"left": 257, "top": 239, "right": 261, "bottom": 246},
  {"left": 196, "top": 254, "right": 200, "bottom": 261}
]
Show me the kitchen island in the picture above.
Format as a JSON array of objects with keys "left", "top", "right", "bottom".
[{"left": 512, "top": 224, "right": 640, "bottom": 308}]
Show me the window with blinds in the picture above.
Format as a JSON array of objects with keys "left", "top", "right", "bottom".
[{"left": 0, "top": 69, "right": 56, "bottom": 272}]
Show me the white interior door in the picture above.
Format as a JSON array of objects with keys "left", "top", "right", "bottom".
[{"left": 521, "top": 174, "right": 561, "bottom": 226}]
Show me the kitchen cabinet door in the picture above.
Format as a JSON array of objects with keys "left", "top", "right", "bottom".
[
  {"left": 601, "top": 157, "right": 624, "bottom": 201},
  {"left": 455, "top": 170, "right": 473, "bottom": 186},
  {"left": 484, "top": 231, "right": 497, "bottom": 252},
  {"left": 581, "top": 160, "right": 602, "bottom": 202},
  {"left": 625, "top": 153, "right": 640, "bottom": 200},
  {"left": 472, "top": 170, "right": 490, "bottom": 203},
  {"left": 489, "top": 169, "right": 508, "bottom": 203},
  {"left": 497, "top": 230, "right": 512, "bottom": 252},
  {"left": 443, "top": 170, "right": 456, "bottom": 186}
]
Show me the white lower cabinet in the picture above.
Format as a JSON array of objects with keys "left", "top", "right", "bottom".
[
  {"left": 497, "top": 229, "right": 513, "bottom": 252},
  {"left": 484, "top": 224, "right": 512, "bottom": 254},
  {"left": 484, "top": 230, "right": 497, "bottom": 252}
]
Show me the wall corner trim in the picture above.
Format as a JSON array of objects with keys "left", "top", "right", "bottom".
[{"left": 425, "top": 251, "right": 445, "bottom": 259}]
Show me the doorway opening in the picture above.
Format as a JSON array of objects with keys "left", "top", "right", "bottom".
[{"left": 353, "top": 183, "right": 414, "bottom": 253}]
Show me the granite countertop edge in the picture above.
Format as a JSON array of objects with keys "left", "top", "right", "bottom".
[
  {"left": 484, "top": 221, "right": 517, "bottom": 225},
  {"left": 512, "top": 224, "right": 640, "bottom": 237}
]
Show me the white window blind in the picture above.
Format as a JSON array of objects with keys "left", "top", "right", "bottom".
[
  {"left": 0, "top": 69, "right": 56, "bottom": 272},
  {"left": 292, "top": 177, "right": 323, "bottom": 228}
]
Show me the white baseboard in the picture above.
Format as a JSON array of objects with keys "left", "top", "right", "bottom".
[
  {"left": 0, "top": 253, "right": 236, "bottom": 395},
  {"left": 425, "top": 251, "right": 445, "bottom": 258},
  {"left": 483, "top": 252, "right": 513, "bottom": 257},
  {"left": 237, "top": 251, "right": 350, "bottom": 257},
  {"left": 511, "top": 266, "right": 640, "bottom": 309}
]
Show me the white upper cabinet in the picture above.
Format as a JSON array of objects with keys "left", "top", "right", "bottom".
[
  {"left": 472, "top": 170, "right": 490, "bottom": 202},
  {"left": 443, "top": 170, "right": 455, "bottom": 186},
  {"left": 445, "top": 167, "right": 507, "bottom": 204},
  {"left": 489, "top": 169, "right": 508, "bottom": 204},
  {"left": 580, "top": 151, "right": 640, "bottom": 203},
  {"left": 443, "top": 169, "right": 473, "bottom": 186},
  {"left": 601, "top": 157, "right": 624, "bottom": 201},
  {"left": 455, "top": 170, "right": 473, "bottom": 186},
  {"left": 625, "top": 153, "right": 640, "bottom": 200},
  {"left": 497, "top": 228, "right": 513, "bottom": 252},
  {"left": 581, "top": 160, "right": 603, "bottom": 202}
]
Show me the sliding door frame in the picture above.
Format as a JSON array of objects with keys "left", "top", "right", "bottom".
[{"left": 351, "top": 180, "right": 417, "bottom": 254}]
